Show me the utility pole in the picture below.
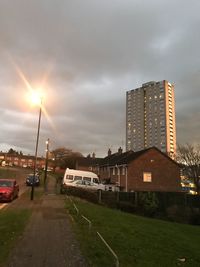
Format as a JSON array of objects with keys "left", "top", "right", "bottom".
[
  {"left": 31, "top": 102, "right": 42, "bottom": 200},
  {"left": 44, "top": 138, "right": 49, "bottom": 192}
]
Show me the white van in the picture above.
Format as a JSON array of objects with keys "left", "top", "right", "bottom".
[{"left": 62, "top": 168, "right": 100, "bottom": 187}]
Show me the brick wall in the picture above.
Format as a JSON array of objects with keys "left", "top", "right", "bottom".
[{"left": 124, "top": 149, "right": 181, "bottom": 192}]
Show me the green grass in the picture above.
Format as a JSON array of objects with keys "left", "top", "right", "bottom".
[
  {"left": 66, "top": 197, "right": 200, "bottom": 267},
  {"left": 0, "top": 209, "right": 31, "bottom": 267},
  {"left": 0, "top": 168, "right": 18, "bottom": 179}
]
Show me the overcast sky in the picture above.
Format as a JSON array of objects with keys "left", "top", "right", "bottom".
[{"left": 0, "top": 0, "right": 200, "bottom": 157}]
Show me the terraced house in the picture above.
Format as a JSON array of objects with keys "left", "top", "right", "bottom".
[
  {"left": 0, "top": 152, "right": 45, "bottom": 169},
  {"left": 76, "top": 147, "right": 181, "bottom": 192},
  {"left": 99, "top": 147, "right": 180, "bottom": 192}
]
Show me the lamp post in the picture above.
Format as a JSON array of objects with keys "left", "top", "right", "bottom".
[
  {"left": 44, "top": 138, "right": 49, "bottom": 192},
  {"left": 30, "top": 97, "right": 42, "bottom": 201}
]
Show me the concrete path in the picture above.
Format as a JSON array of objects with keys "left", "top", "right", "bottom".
[{"left": 7, "top": 176, "right": 88, "bottom": 267}]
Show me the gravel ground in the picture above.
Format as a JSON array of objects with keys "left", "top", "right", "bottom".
[{"left": 6, "top": 176, "right": 88, "bottom": 267}]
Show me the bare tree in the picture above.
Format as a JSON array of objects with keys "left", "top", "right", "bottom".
[
  {"left": 51, "top": 147, "right": 83, "bottom": 169},
  {"left": 177, "top": 144, "right": 200, "bottom": 194}
]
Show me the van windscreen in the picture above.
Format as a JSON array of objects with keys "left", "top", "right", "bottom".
[
  {"left": 93, "top": 178, "right": 99, "bottom": 184},
  {"left": 83, "top": 177, "right": 91, "bottom": 182},
  {"left": 74, "top": 176, "right": 82, "bottom": 181}
]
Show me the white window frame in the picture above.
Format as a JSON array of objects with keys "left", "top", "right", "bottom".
[
  {"left": 112, "top": 168, "right": 115, "bottom": 175},
  {"left": 122, "top": 166, "right": 125, "bottom": 175},
  {"left": 143, "top": 172, "right": 152, "bottom": 182}
]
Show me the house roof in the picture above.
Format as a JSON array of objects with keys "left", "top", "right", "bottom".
[
  {"left": 76, "top": 156, "right": 103, "bottom": 167},
  {"left": 0, "top": 152, "right": 44, "bottom": 161},
  {"left": 75, "top": 147, "right": 179, "bottom": 168},
  {"left": 100, "top": 147, "right": 179, "bottom": 167}
]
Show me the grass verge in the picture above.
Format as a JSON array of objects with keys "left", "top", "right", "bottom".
[
  {"left": 0, "top": 209, "right": 31, "bottom": 267},
  {"left": 0, "top": 168, "right": 18, "bottom": 179},
  {"left": 66, "top": 197, "right": 200, "bottom": 267}
]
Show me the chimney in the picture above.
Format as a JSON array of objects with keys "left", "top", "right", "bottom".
[
  {"left": 118, "top": 147, "right": 123, "bottom": 154},
  {"left": 108, "top": 148, "right": 112, "bottom": 156}
]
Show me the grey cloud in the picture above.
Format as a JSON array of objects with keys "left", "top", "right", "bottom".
[{"left": 0, "top": 0, "right": 200, "bottom": 157}]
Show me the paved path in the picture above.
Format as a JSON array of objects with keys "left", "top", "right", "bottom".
[{"left": 7, "top": 176, "right": 88, "bottom": 267}]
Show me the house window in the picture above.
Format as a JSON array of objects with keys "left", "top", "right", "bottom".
[
  {"left": 143, "top": 172, "right": 152, "bottom": 182},
  {"left": 112, "top": 168, "right": 115, "bottom": 175}
]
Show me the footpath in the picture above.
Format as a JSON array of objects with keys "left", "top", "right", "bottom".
[{"left": 6, "top": 176, "right": 88, "bottom": 267}]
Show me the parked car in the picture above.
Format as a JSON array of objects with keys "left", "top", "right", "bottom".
[
  {"left": 26, "top": 174, "right": 40, "bottom": 186},
  {"left": 67, "top": 180, "right": 105, "bottom": 191},
  {"left": 0, "top": 179, "right": 19, "bottom": 202}
]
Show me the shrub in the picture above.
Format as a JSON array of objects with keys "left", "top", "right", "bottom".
[
  {"left": 117, "top": 201, "right": 135, "bottom": 213},
  {"left": 61, "top": 186, "right": 98, "bottom": 204},
  {"left": 138, "top": 192, "right": 159, "bottom": 216}
]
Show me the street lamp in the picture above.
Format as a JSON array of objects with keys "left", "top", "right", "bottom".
[
  {"left": 44, "top": 138, "right": 49, "bottom": 192},
  {"left": 30, "top": 94, "right": 42, "bottom": 201}
]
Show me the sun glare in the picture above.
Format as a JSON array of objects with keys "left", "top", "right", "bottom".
[
  {"left": 11, "top": 60, "right": 57, "bottom": 132},
  {"left": 30, "top": 91, "right": 43, "bottom": 105}
]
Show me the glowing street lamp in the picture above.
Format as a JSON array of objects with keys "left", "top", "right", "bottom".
[
  {"left": 30, "top": 92, "right": 43, "bottom": 201},
  {"left": 44, "top": 138, "right": 49, "bottom": 192}
]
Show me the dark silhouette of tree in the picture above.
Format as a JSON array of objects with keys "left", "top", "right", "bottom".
[
  {"left": 8, "top": 148, "right": 19, "bottom": 155},
  {"left": 177, "top": 144, "right": 200, "bottom": 194},
  {"left": 51, "top": 147, "right": 83, "bottom": 169}
]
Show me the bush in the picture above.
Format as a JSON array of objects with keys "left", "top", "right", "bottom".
[
  {"left": 138, "top": 192, "right": 159, "bottom": 216},
  {"left": 61, "top": 186, "right": 98, "bottom": 204},
  {"left": 187, "top": 207, "right": 200, "bottom": 225},
  {"left": 117, "top": 201, "right": 135, "bottom": 213},
  {"left": 166, "top": 205, "right": 200, "bottom": 224},
  {"left": 166, "top": 204, "right": 184, "bottom": 222}
]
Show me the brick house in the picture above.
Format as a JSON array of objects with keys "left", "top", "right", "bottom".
[
  {"left": 99, "top": 147, "right": 181, "bottom": 192},
  {"left": 0, "top": 152, "right": 46, "bottom": 169}
]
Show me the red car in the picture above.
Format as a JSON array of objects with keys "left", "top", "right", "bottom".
[{"left": 0, "top": 179, "right": 19, "bottom": 202}]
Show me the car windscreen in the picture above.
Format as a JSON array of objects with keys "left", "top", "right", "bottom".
[
  {"left": 75, "top": 180, "right": 84, "bottom": 185},
  {"left": 27, "top": 176, "right": 34, "bottom": 179},
  {"left": 0, "top": 180, "right": 13, "bottom": 187},
  {"left": 27, "top": 176, "right": 39, "bottom": 180}
]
